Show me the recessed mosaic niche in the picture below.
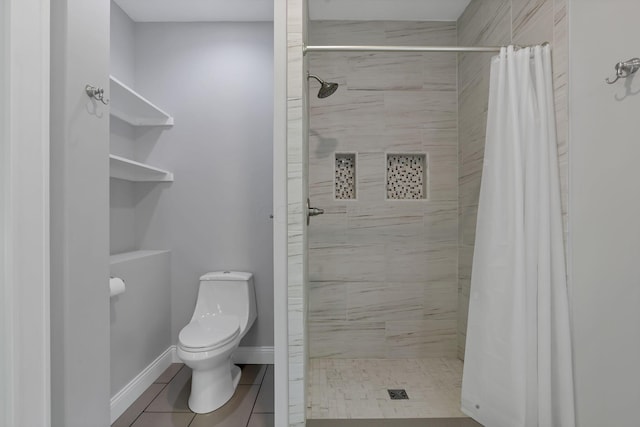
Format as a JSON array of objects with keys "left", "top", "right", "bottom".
[
  {"left": 386, "top": 154, "right": 427, "bottom": 200},
  {"left": 335, "top": 153, "right": 356, "bottom": 200}
]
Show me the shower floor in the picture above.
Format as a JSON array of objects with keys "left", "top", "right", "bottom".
[{"left": 307, "top": 358, "right": 467, "bottom": 419}]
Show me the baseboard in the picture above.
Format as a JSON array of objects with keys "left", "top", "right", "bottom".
[
  {"left": 110, "top": 346, "right": 176, "bottom": 424},
  {"left": 233, "top": 346, "right": 275, "bottom": 364}
]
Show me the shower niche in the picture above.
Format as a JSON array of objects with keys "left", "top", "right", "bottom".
[
  {"left": 335, "top": 153, "right": 356, "bottom": 200},
  {"left": 386, "top": 153, "right": 427, "bottom": 200}
]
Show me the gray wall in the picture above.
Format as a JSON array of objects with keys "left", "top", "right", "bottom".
[
  {"left": 570, "top": 1, "right": 640, "bottom": 425},
  {"left": 110, "top": 2, "right": 135, "bottom": 87},
  {"left": 307, "top": 21, "right": 459, "bottom": 359},
  {"left": 132, "top": 22, "right": 275, "bottom": 347},
  {"left": 110, "top": 1, "right": 138, "bottom": 255},
  {"left": 110, "top": 251, "right": 171, "bottom": 395},
  {"left": 456, "top": 0, "right": 568, "bottom": 359},
  {"left": 109, "top": 2, "right": 174, "bottom": 401},
  {"left": 51, "top": 0, "right": 111, "bottom": 425}
]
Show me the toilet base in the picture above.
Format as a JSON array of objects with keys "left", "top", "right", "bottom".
[{"left": 187, "top": 357, "right": 242, "bottom": 414}]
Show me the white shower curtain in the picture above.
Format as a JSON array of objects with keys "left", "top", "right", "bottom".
[{"left": 461, "top": 45, "right": 575, "bottom": 427}]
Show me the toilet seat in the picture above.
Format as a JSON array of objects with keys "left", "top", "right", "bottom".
[{"left": 179, "top": 314, "right": 240, "bottom": 352}]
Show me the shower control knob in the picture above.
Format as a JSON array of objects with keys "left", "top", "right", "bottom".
[
  {"left": 306, "top": 198, "right": 324, "bottom": 226},
  {"left": 309, "top": 207, "right": 324, "bottom": 216}
]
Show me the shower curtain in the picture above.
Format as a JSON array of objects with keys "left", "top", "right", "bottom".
[{"left": 461, "top": 45, "right": 575, "bottom": 427}]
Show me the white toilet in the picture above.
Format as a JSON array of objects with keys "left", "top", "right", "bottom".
[{"left": 177, "top": 271, "right": 257, "bottom": 414}]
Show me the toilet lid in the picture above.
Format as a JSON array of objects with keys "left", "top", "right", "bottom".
[{"left": 179, "top": 314, "right": 240, "bottom": 351}]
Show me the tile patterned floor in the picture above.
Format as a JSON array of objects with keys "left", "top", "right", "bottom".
[
  {"left": 307, "top": 358, "right": 469, "bottom": 419},
  {"left": 112, "top": 364, "right": 274, "bottom": 427}
]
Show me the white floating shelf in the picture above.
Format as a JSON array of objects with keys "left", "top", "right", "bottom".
[
  {"left": 110, "top": 250, "right": 171, "bottom": 266},
  {"left": 109, "top": 155, "right": 174, "bottom": 182},
  {"left": 109, "top": 75, "right": 174, "bottom": 127}
]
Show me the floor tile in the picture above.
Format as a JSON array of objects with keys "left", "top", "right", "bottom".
[
  {"left": 307, "top": 358, "right": 466, "bottom": 419},
  {"left": 238, "top": 364, "right": 267, "bottom": 385},
  {"left": 146, "top": 366, "right": 192, "bottom": 413},
  {"left": 253, "top": 365, "right": 274, "bottom": 413},
  {"left": 130, "top": 412, "right": 195, "bottom": 427},
  {"left": 112, "top": 383, "right": 165, "bottom": 427},
  {"left": 155, "top": 363, "right": 184, "bottom": 384},
  {"left": 247, "top": 413, "right": 275, "bottom": 427},
  {"left": 189, "top": 385, "right": 260, "bottom": 427},
  {"left": 307, "top": 419, "right": 482, "bottom": 427}
]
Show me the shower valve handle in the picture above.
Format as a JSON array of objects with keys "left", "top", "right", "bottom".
[{"left": 306, "top": 198, "right": 324, "bottom": 226}]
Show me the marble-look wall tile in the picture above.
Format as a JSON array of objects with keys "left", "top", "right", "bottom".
[
  {"left": 346, "top": 282, "right": 425, "bottom": 322},
  {"left": 308, "top": 242, "right": 387, "bottom": 282},
  {"left": 457, "top": 0, "right": 569, "bottom": 360},
  {"left": 427, "top": 145, "right": 459, "bottom": 201},
  {"left": 309, "top": 321, "right": 387, "bottom": 358},
  {"left": 383, "top": 90, "right": 457, "bottom": 130},
  {"left": 308, "top": 21, "right": 459, "bottom": 360},
  {"left": 424, "top": 202, "right": 459, "bottom": 244},
  {"left": 287, "top": 0, "right": 307, "bottom": 424},
  {"left": 308, "top": 21, "right": 386, "bottom": 46},
  {"left": 348, "top": 53, "right": 425, "bottom": 91},
  {"left": 457, "top": 0, "right": 511, "bottom": 46},
  {"left": 423, "top": 280, "right": 459, "bottom": 317},
  {"left": 308, "top": 281, "right": 348, "bottom": 322},
  {"left": 384, "top": 22, "right": 456, "bottom": 46},
  {"left": 385, "top": 317, "right": 458, "bottom": 358},
  {"left": 512, "top": 0, "right": 554, "bottom": 46}
]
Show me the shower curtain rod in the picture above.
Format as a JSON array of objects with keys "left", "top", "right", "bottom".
[{"left": 303, "top": 43, "right": 549, "bottom": 54}]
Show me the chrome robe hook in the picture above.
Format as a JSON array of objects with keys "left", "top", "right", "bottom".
[
  {"left": 85, "top": 84, "right": 109, "bottom": 105},
  {"left": 606, "top": 58, "right": 640, "bottom": 84}
]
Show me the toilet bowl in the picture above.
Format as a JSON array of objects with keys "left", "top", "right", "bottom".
[{"left": 177, "top": 271, "right": 257, "bottom": 414}]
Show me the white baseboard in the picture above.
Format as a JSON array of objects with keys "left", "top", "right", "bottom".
[
  {"left": 233, "top": 346, "right": 274, "bottom": 364},
  {"left": 110, "top": 346, "right": 175, "bottom": 424}
]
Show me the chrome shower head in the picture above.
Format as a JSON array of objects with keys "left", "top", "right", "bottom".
[{"left": 307, "top": 73, "right": 339, "bottom": 98}]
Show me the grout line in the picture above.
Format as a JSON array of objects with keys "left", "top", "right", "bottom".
[
  {"left": 154, "top": 363, "right": 184, "bottom": 385},
  {"left": 246, "top": 365, "right": 267, "bottom": 426},
  {"left": 114, "top": 383, "right": 166, "bottom": 427},
  {"left": 245, "top": 364, "right": 273, "bottom": 426}
]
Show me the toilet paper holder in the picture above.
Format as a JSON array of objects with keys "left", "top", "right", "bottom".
[{"left": 109, "top": 276, "right": 126, "bottom": 298}]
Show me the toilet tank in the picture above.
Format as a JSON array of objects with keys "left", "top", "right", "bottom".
[{"left": 192, "top": 271, "right": 257, "bottom": 336}]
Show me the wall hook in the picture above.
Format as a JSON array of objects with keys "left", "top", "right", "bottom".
[
  {"left": 606, "top": 58, "right": 640, "bottom": 84},
  {"left": 85, "top": 84, "right": 109, "bottom": 105}
]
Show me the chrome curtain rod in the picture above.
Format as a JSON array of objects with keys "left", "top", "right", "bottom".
[
  {"left": 303, "top": 43, "right": 549, "bottom": 54},
  {"left": 305, "top": 45, "right": 500, "bottom": 54}
]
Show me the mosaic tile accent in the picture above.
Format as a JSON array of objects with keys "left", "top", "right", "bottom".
[
  {"left": 386, "top": 154, "right": 426, "bottom": 200},
  {"left": 335, "top": 153, "right": 356, "bottom": 200}
]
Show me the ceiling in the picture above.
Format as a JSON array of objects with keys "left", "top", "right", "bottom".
[{"left": 114, "top": 0, "right": 472, "bottom": 23}]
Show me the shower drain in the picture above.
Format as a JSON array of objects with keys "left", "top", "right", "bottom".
[{"left": 387, "top": 389, "right": 409, "bottom": 400}]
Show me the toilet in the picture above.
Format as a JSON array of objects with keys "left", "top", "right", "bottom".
[{"left": 177, "top": 271, "right": 257, "bottom": 414}]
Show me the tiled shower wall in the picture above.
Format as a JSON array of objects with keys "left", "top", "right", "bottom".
[
  {"left": 307, "top": 21, "right": 459, "bottom": 359},
  {"left": 456, "top": 0, "right": 569, "bottom": 358}
]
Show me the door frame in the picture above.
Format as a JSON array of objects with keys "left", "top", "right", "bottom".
[
  {"left": 273, "top": 0, "right": 290, "bottom": 424},
  {"left": 1, "top": 0, "right": 51, "bottom": 425}
]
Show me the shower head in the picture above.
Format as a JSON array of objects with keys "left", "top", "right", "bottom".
[{"left": 307, "top": 73, "right": 339, "bottom": 98}]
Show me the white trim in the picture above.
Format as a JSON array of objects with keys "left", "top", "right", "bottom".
[
  {"left": 110, "top": 346, "right": 175, "bottom": 424},
  {"left": 2, "top": 0, "right": 50, "bottom": 426},
  {"left": 273, "top": 0, "right": 290, "bottom": 425},
  {"left": 233, "top": 346, "right": 275, "bottom": 365}
]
